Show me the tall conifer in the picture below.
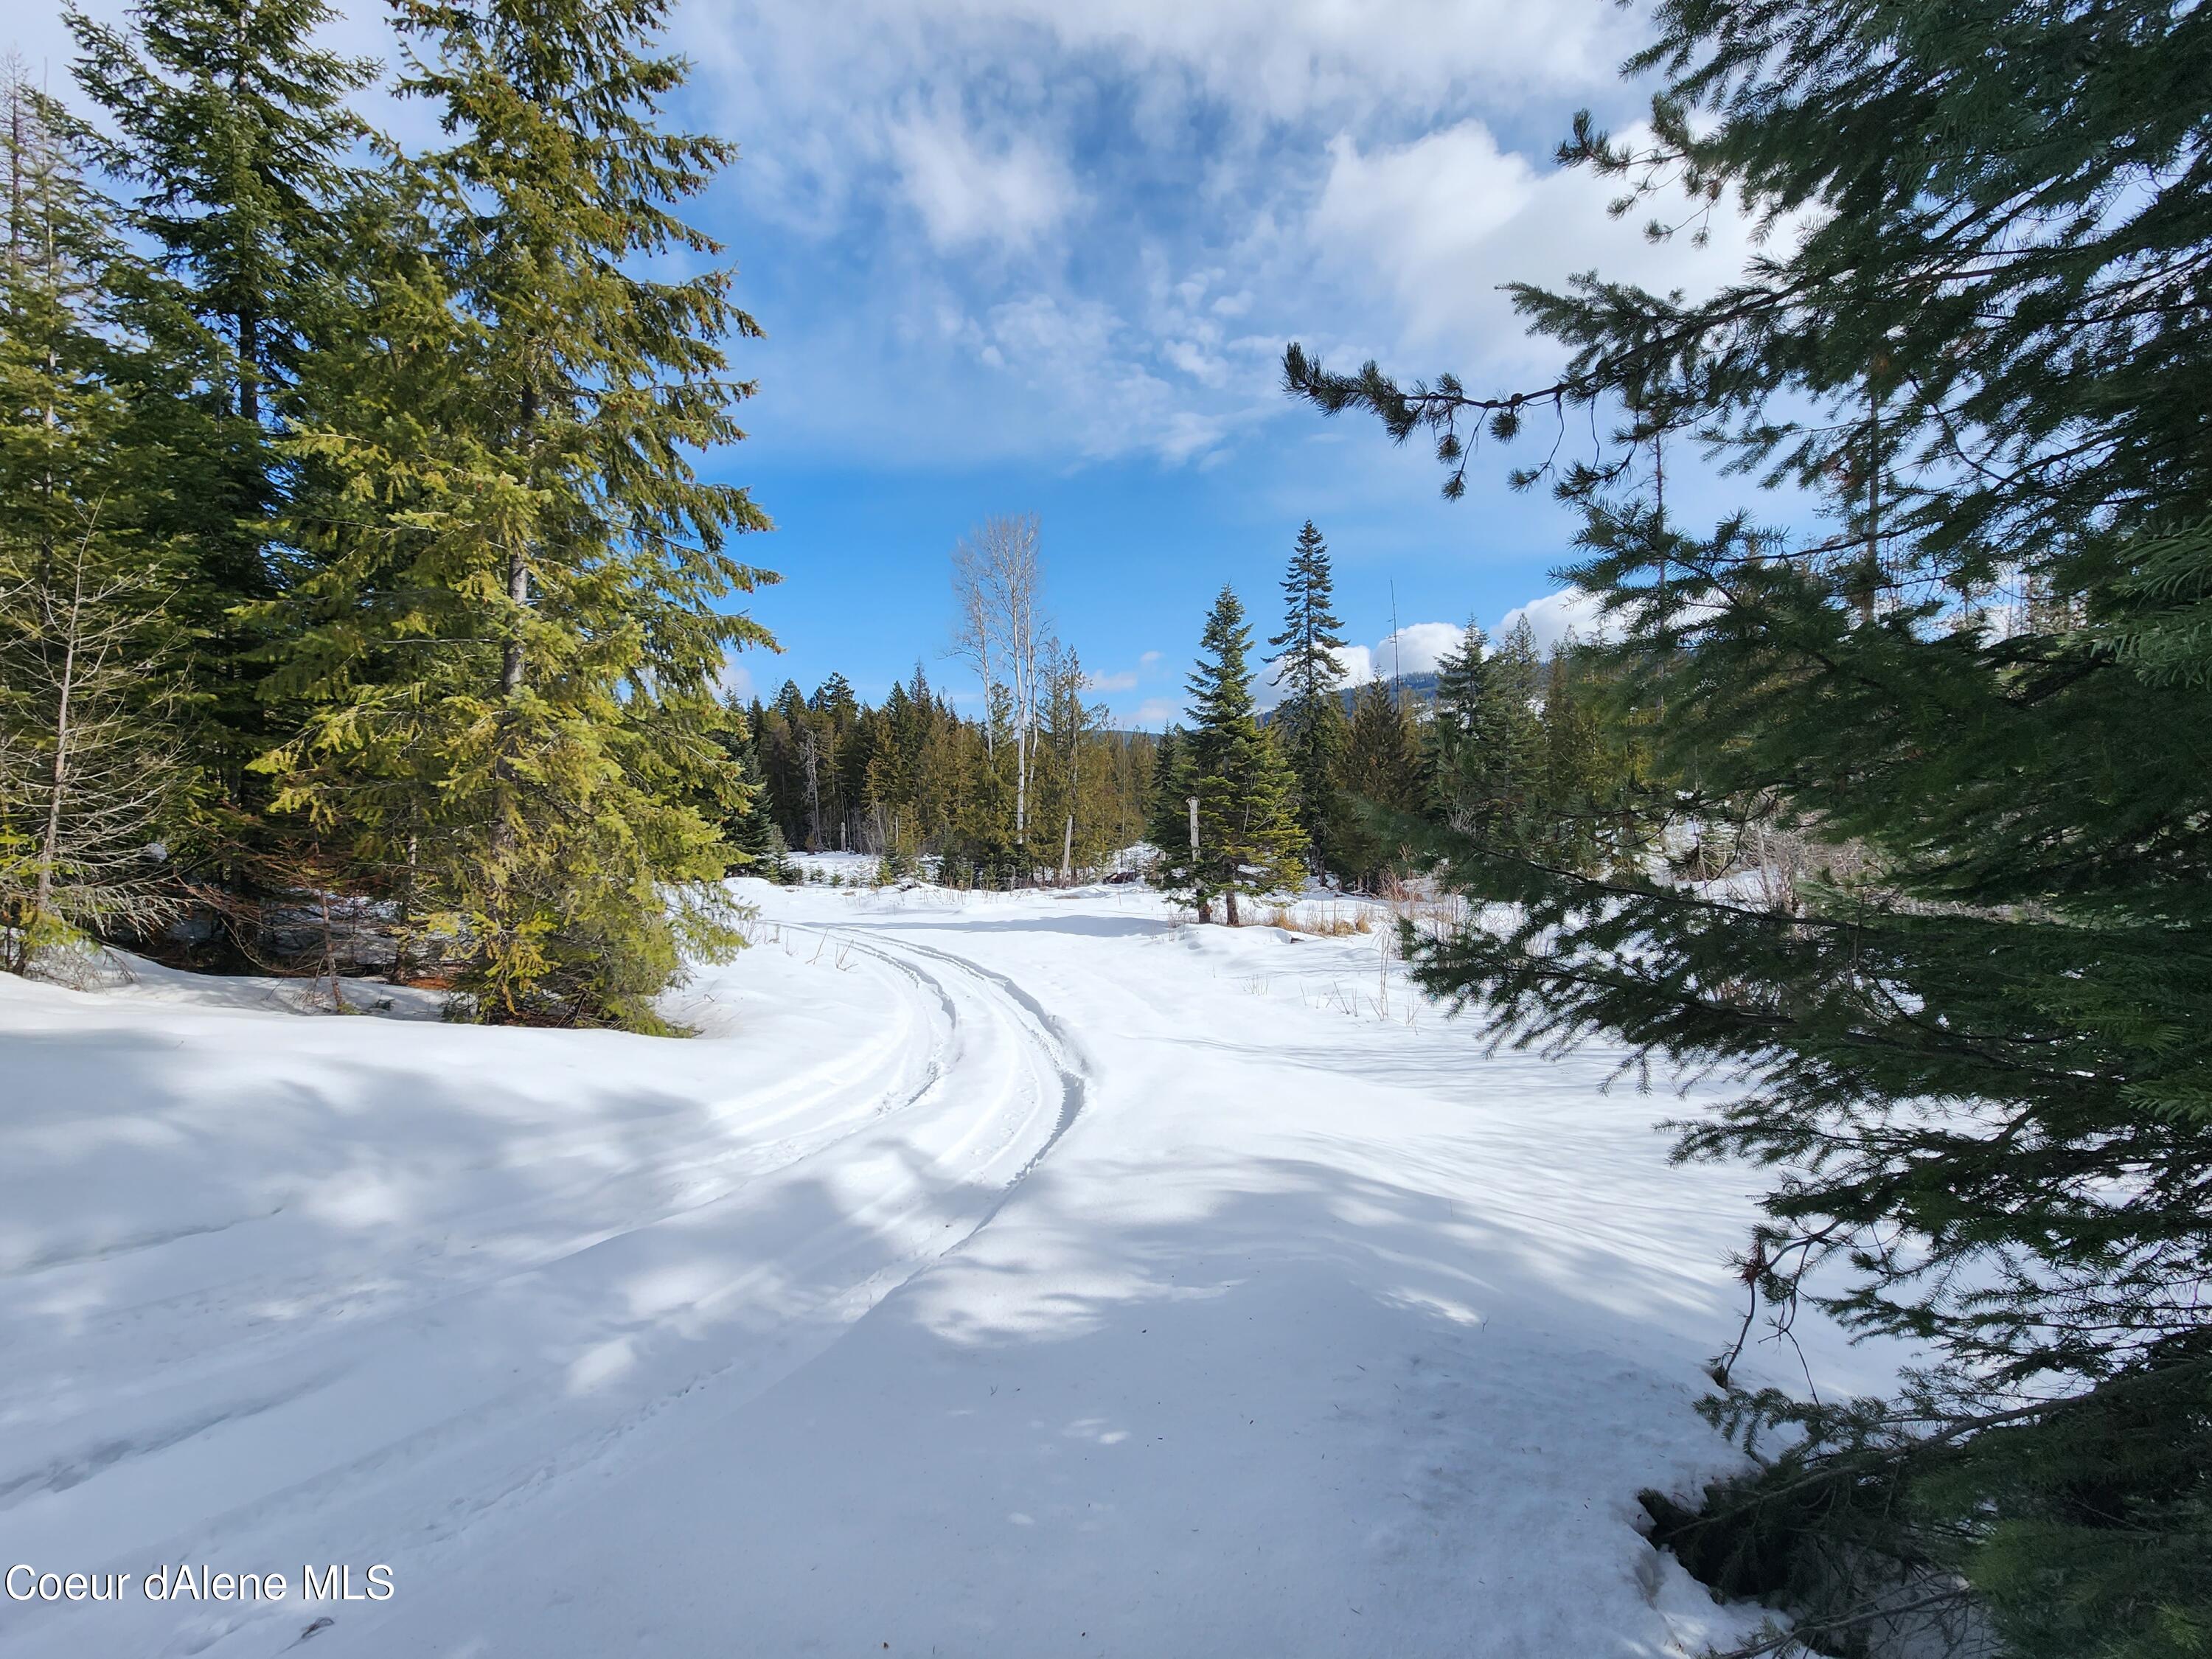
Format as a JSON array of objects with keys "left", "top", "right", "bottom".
[
  {"left": 1289, "top": 0, "right": 2212, "bottom": 1643},
  {"left": 260, "top": 0, "right": 777, "bottom": 1026},
  {"left": 1163, "top": 586, "right": 1305, "bottom": 923},
  {"left": 1265, "top": 519, "right": 1350, "bottom": 873},
  {"left": 0, "top": 68, "right": 189, "bottom": 969},
  {"left": 1332, "top": 679, "right": 1423, "bottom": 891},
  {"left": 66, "top": 0, "right": 376, "bottom": 787},
  {"left": 1426, "top": 619, "right": 1539, "bottom": 837}
]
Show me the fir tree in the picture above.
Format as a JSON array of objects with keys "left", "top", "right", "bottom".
[
  {"left": 259, "top": 0, "right": 777, "bottom": 1028},
  {"left": 1265, "top": 519, "right": 1349, "bottom": 872},
  {"left": 1163, "top": 586, "right": 1307, "bottom": 924},
  {"left": 1332, "top": 679, "right": 1423, "bottom": 891},
  {"left": 65, "top": 0, "right": 378, "bottom": 792},
  {"left": 1144, "top": 723, "right": 1194, "bottom": 892},
  {"left": 1288, "top": 0, "right": 2212, "bottom": 1646},
  {"left": 1426, "top": 619, "right": 1539, "bottom": 838},
  {"left": 0, "top": 70, "right": 189, "bottom": 972},
  {"left": 716, "top": 693, "right": 785, "bottom": 880}
]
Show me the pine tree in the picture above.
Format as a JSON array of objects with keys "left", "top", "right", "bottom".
[
  {"left": 258, "top": 0, "right": 777, "bottom": 1029},
  {"left": 0, "top": 70, "right": 189, "bottom": 972},
  {"left": 1332, "top": 679, "right": 1424, "bottom": 891},
  {"left": 1265, "top": 519, "right": 1350, "bottom": 872},
  {"left": 716, "top": 693, "right": 785, "bottom": 880},
  {"left": 1144, "top": 724, "right": 1194, "bottom": 894},
  {"left": 65, "top": 0, "right": 378, "bottom": 790},
  {"left": 1289, "top": 0, "right": 2212, "bottom": 1646},
  {"left": 1426, "top": 619, "right": 1540, "bottom": 838},
  {"left": 1529, "top": 644, "right": 1609, "bottom": 874},
  {"left": 1162, "top": 586, "right": 1307, "bottom": 924}
]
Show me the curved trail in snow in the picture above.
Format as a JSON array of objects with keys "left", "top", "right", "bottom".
[{"left": 0, "top": 924, "right": 1087, "bottom": 1659}]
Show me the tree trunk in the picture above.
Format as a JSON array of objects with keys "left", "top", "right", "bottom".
[
  {"left": 501, "top": 540, "right": 527, "bottom": 695},
  {"left": 1060, "top": 813, "right": 1074, "bottom": 882},
  {"left": 32, "top": 554, "right": 83, "bottom": 926},
  {"left": 1225, "top": 889, "right": 1239, "bottom": 927}
]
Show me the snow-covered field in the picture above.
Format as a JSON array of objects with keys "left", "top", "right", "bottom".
[{"left": 0, "top": 877, "right": 1903, "bottom": 1658}]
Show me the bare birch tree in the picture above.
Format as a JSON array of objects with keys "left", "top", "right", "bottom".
[{"left": 949, "top": 513, "right": 1048, "bottom": 845}]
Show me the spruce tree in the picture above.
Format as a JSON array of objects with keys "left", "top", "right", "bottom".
[
  {"left": 716, "top": 693, "right": 785, "bottom": 880},
  {"left": 260, "top": 0, "right": 777, "bottom": 1028},
  {"left": 1164, "top": 586, "right": 1307, "bottom": 924},
  {"left": 1530, "top": 644, "right": 1615, "bottom": 874},
  {"left": 1426, "top": 619, "right": 1540, "bottom": 838},
  {"left": 1332, "top": 679, "right": 1424, "bottom": 891},
  {"left": 1265, "top": 519, "right": 1351, "bottom": 873},
  {"left": 65, "top": 0, "right": 377, "bottom": 790},
  {"left": 1144, "top": 724, "right": 1195, "bottom": 897},
  {"left": 0, "top": 69, "right": 189, "bottom": 971},
  {"left": 1288, "top": 0, "right": 2212, "bottom": 1646}
]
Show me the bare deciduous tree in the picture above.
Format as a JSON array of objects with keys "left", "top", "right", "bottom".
[
  {"left": 949, "top": 513, "right": 1049, "bottom": 844},
  {"left": 0, "top": 514, "right": 186, "bottom": 975}
]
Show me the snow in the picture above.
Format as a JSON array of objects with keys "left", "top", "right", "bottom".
[{"left": 0, "top": 881, "right": 1907, "bottom": 1658}]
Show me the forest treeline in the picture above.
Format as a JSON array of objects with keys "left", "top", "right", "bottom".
[{"left": 745, "top": 512, "right": 1657, "bottom": 919}]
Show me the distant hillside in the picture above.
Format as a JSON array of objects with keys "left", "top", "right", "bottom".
[{"left": 1262, "top": 674, "right": 1436, "bottom": 724}]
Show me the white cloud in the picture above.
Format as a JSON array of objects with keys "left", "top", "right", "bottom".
[
  {"left": 1257, "top": 625, "right": 1458, "bottom": 709},
  {"left": 1371, "top": 621, "right": 1465, "bottom": 678},
  {"left": 716, "top": 656, "right": 758, "bottom": 702},
  {"left": 27, "top": 0, "right": 1760, "bottom": 490},
  {"left": 1329, "top": 644, "right": 1375, "bottom": 689},
  {"left": 662, "top": 0, "right": 1684, "bottom": 473},
  {"left": 888, "top": 108, "right": 1079, "bottom": 253},
  {"left": 1498, "top": 587, "right": 1616, "bottom": 655},
  {"left": 1307, "top": 120, "right": 1768, "bottom": 372},
  {"left": 1087, "top": 669, "right": 1141, "bottom": 692},
  {"left": 1131, "top": 697, "right": 1182, "bottom": 728}
]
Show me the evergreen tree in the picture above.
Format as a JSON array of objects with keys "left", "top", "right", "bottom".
[
  {"left": 1162, "top": 586, "right": 1306, "bottom": 924},
  {"left": 1531, "top": 644, "right": 1612, "bottom": 874},
  {"left": 0, "top": 69, "right": 189, "bottom": 972},
  {"left": 1332, "top": 679, "right": 1423, "bottom": 890},
  {"left": 1144, "top": 724, "right": 1194, "bottom": 890},
  {"left": 1426, "top": 619, "right": 1539, "bottom": 838},
  {"left": 716, "top": 693, "right": 785, "bottom": 880},
  {"left": 259, "top": 0, "right": 777, "bottom": 1029},
  {"left": 1265, "top": 519, "right": 1350, "bottom": 872},
  {"left": 1289, "top": 0, "right": 2212, "bottom": 1646},
  {"left": 65, "top": 0, "right": 377, "bottom": 789}
]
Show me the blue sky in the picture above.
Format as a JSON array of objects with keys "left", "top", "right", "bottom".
[{"left": 15, "top": 0, "right": 1778, "bottom": 726}]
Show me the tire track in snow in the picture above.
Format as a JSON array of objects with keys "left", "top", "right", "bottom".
[
  {"left": 823, "top": 925, "right": 1090, "bottom": 1195},
  {"left": 0, "top": 914, "right": 1091, "bottom": 1659}
]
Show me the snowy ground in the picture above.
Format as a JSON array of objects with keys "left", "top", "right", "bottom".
[{"left": 0, "top": 877, "right": 1905, "bottom": 1658}]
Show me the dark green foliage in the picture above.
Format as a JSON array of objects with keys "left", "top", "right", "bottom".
[
  {"left": 716, "top": 695, "right": 787, "bottom": 880},
  {"left": 1426, "top": 619, "right": 1540, "bottom": 837},
  {"left": 0, "top": 69, "right": 192, "bottom": 967},
  {"left": 65, "top": 0, "right": 378, "bottom": 795},
  {"left": 1330, "top": 680, "right": 1425, "bottom": 891},
  {"left": 1156, "top": 587, "right": 1307, "bottom": 922},
  {"left": 1265, "top": 519, "right": 1351, "bottom": 872},
  {"left": 748, "top": 668, "right": 1153, "bottom": 884},
  {"left": 1287, "top": 0, "right": 2212, "bottom": 1646},
  {"left": 250, "top": 0, "right": 779, "bottom": 1027},
  {"left": 1144, "top": 725, "right": 1193, "bottom": 869}
]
